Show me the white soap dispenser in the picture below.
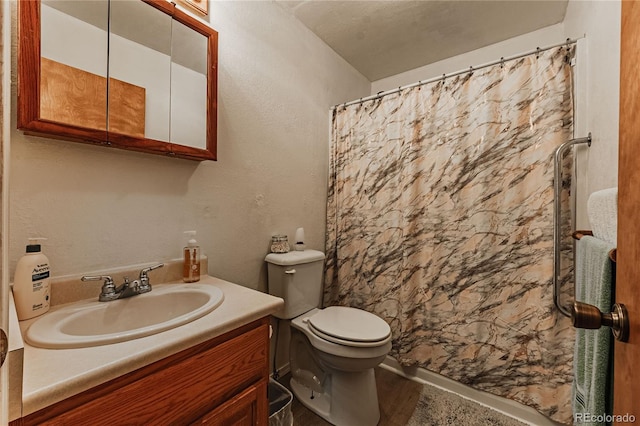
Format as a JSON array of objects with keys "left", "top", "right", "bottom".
[
  {"left": 183, "top": 231, "right": 200, "bottom": 283},
  {"left": 13, "top": 238, "right": 51, "bottom": 320},
  {"left": 294, "top": 227, "right": 306, "bottom": 251}
]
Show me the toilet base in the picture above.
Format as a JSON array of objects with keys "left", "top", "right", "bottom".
[{"left": 290, "top": 368, "right": 380, "bottom": 426}]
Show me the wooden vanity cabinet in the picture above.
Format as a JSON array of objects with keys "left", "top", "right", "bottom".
[
  {"left": 195, "top": 383, "right": 265, "bottom": 425},
  {"left": 11, "top": 317, "right": 270, "bottom": 426}
]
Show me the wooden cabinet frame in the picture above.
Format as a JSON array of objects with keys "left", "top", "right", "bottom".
[{"left": 17, "top": 0, "right": 218, "bottom": 161}]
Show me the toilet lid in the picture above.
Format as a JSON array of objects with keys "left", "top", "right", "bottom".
[{"left": 308, "top": 306, "right": 391, "bottom": 343}]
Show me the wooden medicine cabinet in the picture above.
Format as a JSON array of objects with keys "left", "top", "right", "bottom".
[{"left": 18, "top": 0, "right": 218, "bottom": 161}]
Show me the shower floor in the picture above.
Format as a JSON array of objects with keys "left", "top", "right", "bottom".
[{"left": 277, "top": 367, "right": 529, "bottom": 426}]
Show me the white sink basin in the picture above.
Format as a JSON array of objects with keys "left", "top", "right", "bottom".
[{"left": 25, "top": 283, "right": 224, "bottom": 349}]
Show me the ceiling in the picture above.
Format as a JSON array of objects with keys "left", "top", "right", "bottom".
[{"left": 276, "top": 1, "right": 569, "bottom": 81}]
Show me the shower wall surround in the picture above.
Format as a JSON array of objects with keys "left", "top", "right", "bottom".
[{"left": 325, "top": 47, "right": 575, "bottom": 424}]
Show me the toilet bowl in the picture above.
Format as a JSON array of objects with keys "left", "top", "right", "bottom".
[
  {"left": 293, "top": 307, "right": 391, "bottom": 371},
  {"left": 266, "top": 250, "right": 392, "bottom": 426}
]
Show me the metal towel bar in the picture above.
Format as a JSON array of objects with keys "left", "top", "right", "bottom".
[{"left": 553, "top": 133, "right": 591, "bottom": 318}]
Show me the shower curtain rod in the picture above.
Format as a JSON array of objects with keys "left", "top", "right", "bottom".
[{"left": 333, "top": 37, "right": 581, "bottom": 110}]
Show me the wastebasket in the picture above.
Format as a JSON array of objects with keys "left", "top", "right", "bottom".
[{"left": 268, "top": 378, "right": 293, "bottom": 426}]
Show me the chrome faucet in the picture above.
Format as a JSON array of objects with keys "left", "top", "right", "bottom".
[{"left": 81, "top": 263, "right": 164, "bottom": 302}]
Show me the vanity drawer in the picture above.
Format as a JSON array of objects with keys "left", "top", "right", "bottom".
[
  {"left": 194, "top": 381, "right": 267, "bottom": 425},
  {"left": 18, "top": 318, "right": 269, "bottom": 425}
]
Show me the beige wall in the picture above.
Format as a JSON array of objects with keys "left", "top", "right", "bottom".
[
  {"left": 371, "top": 23, "right": 565, "bottom": 93},
  {"left": 564, "top": 0, "right": 621, "bottom": 229},
  {"left": 8, "top": 2, "right": 370, "bottom": 292}
]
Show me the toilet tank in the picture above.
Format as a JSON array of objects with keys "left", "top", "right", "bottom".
[{"left": 265, "top": 250, "right": 325, "bottom": 319}]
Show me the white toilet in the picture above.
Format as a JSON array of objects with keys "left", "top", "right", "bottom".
[{"left": 266, "top": 250, "right": 392, "bottom": 426}]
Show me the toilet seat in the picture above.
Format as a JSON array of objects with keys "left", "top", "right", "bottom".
[
  {"left": 307, "top": 306, "right": 391, "bottom": 347},
  {"left": 292, "top": 308, "right": 392, "bottom": 361}
]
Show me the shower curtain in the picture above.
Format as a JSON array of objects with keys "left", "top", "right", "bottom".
[{"left": 325, "top": 46, "right": 575, "bottom": 424}]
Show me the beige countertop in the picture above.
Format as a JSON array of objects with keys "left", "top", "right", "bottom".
[{"left": 16, "top": 275, "right": 284, "bottom": 417}]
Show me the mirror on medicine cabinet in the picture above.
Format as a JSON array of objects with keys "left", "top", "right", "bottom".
[{"left": 18, "top": 0, "right": 218, "bottom": 161}]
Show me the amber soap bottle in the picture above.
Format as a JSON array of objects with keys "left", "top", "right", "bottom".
[{"left": 183, "top": 231, "right": 200, "bottom": 283}]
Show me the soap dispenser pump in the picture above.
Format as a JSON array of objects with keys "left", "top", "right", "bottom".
[
  {"left": 183, "top": 231, "right": 200, "bottom": 283},
  {"left": 13, "top": 238, "right": 51, "bottom": 320}
]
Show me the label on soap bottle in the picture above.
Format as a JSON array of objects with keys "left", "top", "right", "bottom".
[
  {"left": 183, "top": 247, "right": 200, "bottom": 283},
  {"left": 31, "top": 263, "right": 50, "bottom": 312}
]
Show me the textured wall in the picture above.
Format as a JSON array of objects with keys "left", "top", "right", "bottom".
[
  {"left": 371, "top": 23, "right": 565, "bottom": 93},
  {"left": 8, "top": 2, "right": 370, "bottom": 291},
  {"left": 563, "top": 0, "right": 621, "bottom": 229}
]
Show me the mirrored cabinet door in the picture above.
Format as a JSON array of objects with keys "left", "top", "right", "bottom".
[
  {"left": 166, "top": 5, "right": 217, "bottom": 160},
  {"left": 170, "top": 19, "right": 208, "bottom": 151},
  {"left": 108, "top": 0, "right": 172, "bottom": 142},
  {"left": 18, "top": 0, "right": 218, "bottom": 161},
  {"left": 19, "top": 0, "right": 110, "bottom": 142},
  {"left": 40, "top": 0, "right": 108, "bottom": 133}
]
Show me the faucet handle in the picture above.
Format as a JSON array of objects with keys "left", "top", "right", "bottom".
[
  {"left": 81, "top": 275, "right": 114, "bottom": 284},
  {"left": 139, "top": 263, "right": 164, "bottom": 279},
  {"left": 138, "top": 263, "right": 163, "bottom": 293},
  {"left": 81, "top": 275, "right": 116, "bottom": 297}
]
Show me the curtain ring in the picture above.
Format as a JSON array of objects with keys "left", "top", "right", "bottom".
[
  {"left": 536, "top": 47, "right": 541, "bottom": 59},
  {"left": 500, "top": 57, "right": 504, "bottom": 68}
]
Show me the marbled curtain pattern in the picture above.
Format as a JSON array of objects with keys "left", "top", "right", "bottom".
[{"left": 325, "top": 47, "right": 575, "bottom": 424}]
